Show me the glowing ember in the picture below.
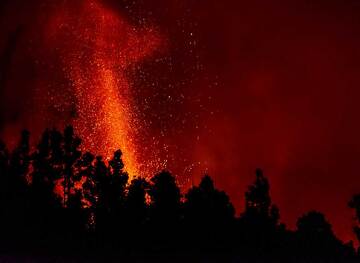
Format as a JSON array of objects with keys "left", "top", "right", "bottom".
[{"left": 45, "top": 0, "right": 163, "bottom": 177}]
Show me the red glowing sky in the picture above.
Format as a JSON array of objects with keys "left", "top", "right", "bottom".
[{"left": 1, "top": 0, "right": 360, "bottom": 243}]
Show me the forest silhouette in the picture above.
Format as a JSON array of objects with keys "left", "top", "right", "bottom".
[{"left": 0, "top": 126, "right": 359, "bottom": 262}]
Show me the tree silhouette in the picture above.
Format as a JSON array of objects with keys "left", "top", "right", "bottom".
[
  {"left": 49, "top": 128, "right": 64, "bottom": 185},
  {"left": 92, "top": 155, "right": 109, "bottom": 235},
  {"left": 78, "top": 152, "right": 96, "bottom": 210},
  {"left": 0, "top": 140, "right": 8, "bottom": 177},
  {"left": 63, "top": 125, "right": 82, "bottom": 207},
  {"left": 29, "top": 129, "right": 62, "bottom": 247},
  {"left": 9, "top": 129, "right": 30, "bottom": 184},
  {"left": 91, "top": 150, "right": 128, "bottom": 242},
  {"left": 125, "top": 177, "right": 149, "bottom": 225},
  {"left": 108, "top": 149, "right": 128, "bottom": 214},
  {"left": 0, "top": 139, "right": 9, "bottom": 247},
  {"left": 66, "top": 188, "right": 87, "bottom": 248},
  {"left": 0, "top": 127, "right": 357, "bottom": 262},
  {"left": 149, "top": 170, "right": 181, "bottom": 223},
  {"left": 184, "top": 175, "right": 234, "bottom": 225},
  {"left": 349, "top": 194, "right": 360, "bottom": 246},
  {"left": 123, "top": 177, "right": 149, "bottom": 248},
  {"left": 0, "top": 140, "right": 9, "bottom": 204},
  {"left": 241, "top": 168, "right": 279, "bottom": 227},
  {"left": 5, "top": 130, "right": 31, "bottom": 248},
  {"left": 236, "top": 169, "right": 283, "bottom": 259},
  {"left": 31, "top": 129, "right": 61, "bottom": 204},
  {"left": 148, "top": 170, "right": 181, "bottom": 247},
  {"left": 183, "top": 175, "right": 235, "bottom": 252},
  {"left": 297, "top": 211, "right": 332, "bottom": 236},
  {"left": 295, "top": 211, "right": 348, "bottom": 259}
]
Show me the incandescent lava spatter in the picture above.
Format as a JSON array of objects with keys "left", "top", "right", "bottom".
[{"left": 45, "top": 0, "right": 164, "bottom": 178}]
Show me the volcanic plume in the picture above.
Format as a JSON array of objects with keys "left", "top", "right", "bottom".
[
  {"left": 43, "top": 0, "right": 164, "bottom": 177},
  {"left": 2, "top": 0, "right": 360, "bottom": 245}
]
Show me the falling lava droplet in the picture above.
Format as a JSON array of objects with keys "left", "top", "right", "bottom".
[{"left": 45, "top": 0, "right": 163, "bottom": 178}]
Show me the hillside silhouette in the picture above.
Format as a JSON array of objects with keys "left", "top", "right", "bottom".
[{"left": 0, "top": 126, "right": 359, "bottom": 262}]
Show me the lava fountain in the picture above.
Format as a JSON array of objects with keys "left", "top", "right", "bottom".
[{"left": 45, "top": 0, "right": 163, "bottom": 177}]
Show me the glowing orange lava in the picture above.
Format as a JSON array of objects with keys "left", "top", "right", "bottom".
[{"left": 46, "top": 0, "right": 162, "bottom": 177}]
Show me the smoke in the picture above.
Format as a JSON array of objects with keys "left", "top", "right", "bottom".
[{"left": 1, "top": 0, "right": 360, "bottom": 242}]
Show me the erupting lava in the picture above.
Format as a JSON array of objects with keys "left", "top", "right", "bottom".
[{"left": 46, "top": 0, "right": 162, "bottom": 177}]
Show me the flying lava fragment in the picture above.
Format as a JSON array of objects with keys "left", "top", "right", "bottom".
[{"left": 44, "top": 0, "right": 163, "bottom": 177}]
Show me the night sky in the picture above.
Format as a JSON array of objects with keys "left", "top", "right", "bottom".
[{"left": 1, "top": 0, "right": 360, "bottom": 243}]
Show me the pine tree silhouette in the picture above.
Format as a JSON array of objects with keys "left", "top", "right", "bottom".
[
  {"left": 125, "top": 177, "right": 149, "bottom": 225},
  {"left": 149, "top": 170, "right": 181, "bottom": 223},
  {"left": 148, "top": 170, "right": 181, "bottom": 248},
  {"left": 349, "top": 194, "right": 360, "bottom": 257},
  {"left": 241, "top": 169, "right": 279, "bottom": 229},
  {"left": 6, "top": 130, "right": 31, "bottom": 248},
  {"left": 93, "top": 155, "right": 109, "bottom": 236},
  {"left": 108, "top": 149, "right": 128, "bottom": 215},
  {"left": 78, "top": 152, "right": 96, "bottom": 210},
  {"left": 183, "top": 175, "right": 235, "bottom": 253},
  {"left": 0, "top": 127, "right": 356, "bottom": 262},
  {"left": 296, "top": 211, "right": 348, "bottom": 260},
  {"left": 184, "top": 175, "right": 234, "bottom": 225},
  {"left": 63, "top": 125, "right": 82, "bottom": 207},
  {"left": 29, "top": 129, "right": 62, "bottom": 248},
  {"left": 0, "top": 139, "right": 9, "bottom": 204},
  {"left": 236, "top": 169, "right": 283, "bottom": 259}
]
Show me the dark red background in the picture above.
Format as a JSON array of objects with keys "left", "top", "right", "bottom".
[{"left": 1, "top": 0, "right": 360, "bottom": 243}]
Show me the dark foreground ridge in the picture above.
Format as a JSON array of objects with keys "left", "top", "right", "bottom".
[{"left": 0, "top": 126, "right": 359, "bottom": 262}]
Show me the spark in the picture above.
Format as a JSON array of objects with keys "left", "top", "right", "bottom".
[{"left": 46, "top": 0, "right": 163, "bottom": 178}]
